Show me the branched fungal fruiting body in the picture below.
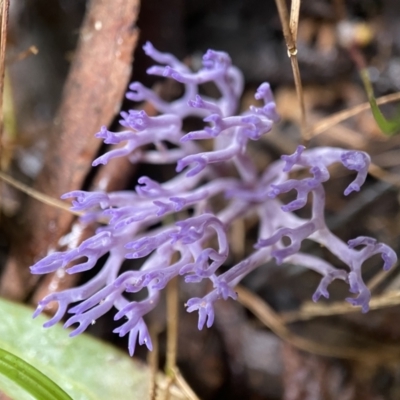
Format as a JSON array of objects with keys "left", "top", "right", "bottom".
[{"left": 31, "top": 43, "right": 397, "bottom": 355}]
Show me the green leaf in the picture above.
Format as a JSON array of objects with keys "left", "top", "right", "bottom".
[
  {"left": 0, "top": 298, "right": 185, "bottom": 400},
  {"left": 0, "top": 347, "right": 71, "bottom": 400},
  {"left": 360, "top": 68, "right": 400, "bottom": 136}
]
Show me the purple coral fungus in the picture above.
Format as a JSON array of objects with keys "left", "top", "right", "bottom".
[{"left": 30, "top": 43, "right": 397, "bottom": 355}]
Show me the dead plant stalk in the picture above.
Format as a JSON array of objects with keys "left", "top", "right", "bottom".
[{"left": 274, "top": 0, "right": 307, "bottom": 141}]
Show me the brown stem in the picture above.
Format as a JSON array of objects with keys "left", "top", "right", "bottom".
[
  {"left": 274, "top": 0, "right": 307, "bottom": 141},
  {"left": 165, "top": 276, "right": 179, "bottom": 377},
  {"left": 147, "top": 326, "right": 159, "bottom": 400},
  {"left": 0, "top": 0, "right": 10, "bottom": 223},
  {"left": 0, "top": 0, "right": 9, "bottom": 158},
  {"left": 275, "top": 0, "right": 296, "bottom": 54}
]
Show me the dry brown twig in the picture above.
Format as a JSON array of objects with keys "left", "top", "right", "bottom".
[
  {"left": 166, "top": 276, "right": 179, "bottom": 378},
  {"left": 367, "top": 262, "right": 399, "bottom": 292},
  {"left": 161, "top": 275, "right": 179, "bottom": 400},
  {"left": 0, "top": 0, "right": 9, "bottom": 153},
  {"left": 170, "top": 367, "right": 200, "bottom": 400},
  {"left": 7, "top": 45, "right": 38, "bottom": 64},
  {"left": 236, "top": 285, "right": 400, "bottom": 362},
  {"left": 163, "top": 226, "right": 200, "bottom": 400},
  {"left": 0, "top": 0, "right": 10, "bottom": 219},
  {"left": 148, "top": 326, "right": 159, "bottom": 400},
  {"left": 274, "top": 87, "right": 367, "bottom": 149},
  {"left": 0, "top": 170, "right": 81, "bottom": 216},
  {"left": 274, "top": 0, "right": 307, "bottom": 141},
  {"left": 281, "top": 289, "right": 400, "bottom": 324},
  {"left": 369, "top": 162, "right": 400, "bottom": 187},
  {"left": 154, "top": 373, "right": 191, "bottom": 400}
]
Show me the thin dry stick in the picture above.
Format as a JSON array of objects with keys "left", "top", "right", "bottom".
[
  {"left": 163, "top": 377, "right": 173, "bottom": 400},
  {"left": 307, "top": 92, "right": 400, "bottom": 138},
  {"left": 0, "top": 0, "right": 10, "bottom": 217},
  {"left": 164, "top": 277, "right": 199, "bottom": 400},
  {"left": 0, "top": 0, "right": 9, "bottom": 147},
  {"left": 277, "top": 253, "right": 399, "bottom": 323},
  {"left": 7, "top": 45, "right": 38, "bottom": 64},
  {"left": 275, "top": 0, "right": 296, "bottom": 52},
  {"left": 367, "top": 262, "right": 399, "bottom": 292},
  {"left": 0, "top": 171, "right": 81, "bottom": 216},
  {"left": 230, "top": 218, "right": 245, "bottom": 261},
  {"left": 155, "top": 377, "right": 187, "bottom": 400},
  {"left": 236, "top": 285, "right": 400, "bottom": 361},
  {"left": 166, "top": 276, "right": 179, "bottom": 377},
  {"left": 147, "top": 327, "right": 159, "bottom": 400},
  {"left": 369, "top": 163, "right": 400, "bottom": 187},
  {"left": 163, "top": 271, "right": 179, "bottom": 400},
  {"left": 275, "top": 0, "right": 307, "bottom": 140},
  {"left": 289, "top": 0, "right": 301, "bottom": 42},
  {"left": 171, "top": 367, "right": 200, "bottom": 400},
  {"left": 281, "top": 289, "right": 400, "bottom": 324}
]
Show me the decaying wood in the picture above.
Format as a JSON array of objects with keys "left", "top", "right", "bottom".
[{"left": 1, "top": 0, "right": 140, "bottom": 300}]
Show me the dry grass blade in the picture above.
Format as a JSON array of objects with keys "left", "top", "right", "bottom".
[
  {"left": 289, "top": 0, "right": 301, "bottom": 42},
  {"left": 281, "top": 289, "right": 400, "bottom": 324},
  {"left": 155, "top": 375, "right": 189, "bottom": 400},
  {"left": 0, "top": 171, "right": 81, "bottom": 216},
  {"left": 148, "top": 327, "right": 159, "bottom": 400},
  {"left": 236, "top": 285, "right": 400, "bottom": 361},
  {"left": 162, "top": 250, "right": 199, "bottom": 399},
  {"left": 307, "top": 92, "right": 400, "bottom": 138},
  {"left": 274, "top": 0, "right": 295, "bottom": 52},
  {"left": 147, "top": 326, "right": 196, "bottom": 400},
  {"left": 0, "top": 0, "right": 9, "bottom": 143},
  {"left": 0, "top": 0, "right": 10, "bottom": 219},
  {"left": 166, "top": 276, "right": 179, "bottom": 377},
  {"left": 368, "top": 163, "right": 400, "bottom": 187},
  {"left": 289, "top": 57, "right": 306, "bottom": 138},
  {"left": 274, "top": 0, "right": 307, "bottom": 141},
  {"left": 171, "top": 367, "right": 200, "bottom": 400},
  {"left": 367, "top": 262, "right": 399, "bottom": 292}
]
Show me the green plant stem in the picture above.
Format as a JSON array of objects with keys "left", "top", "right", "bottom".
[{"left": 360, "top": 68, "right": 400, "bottom": 135}]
